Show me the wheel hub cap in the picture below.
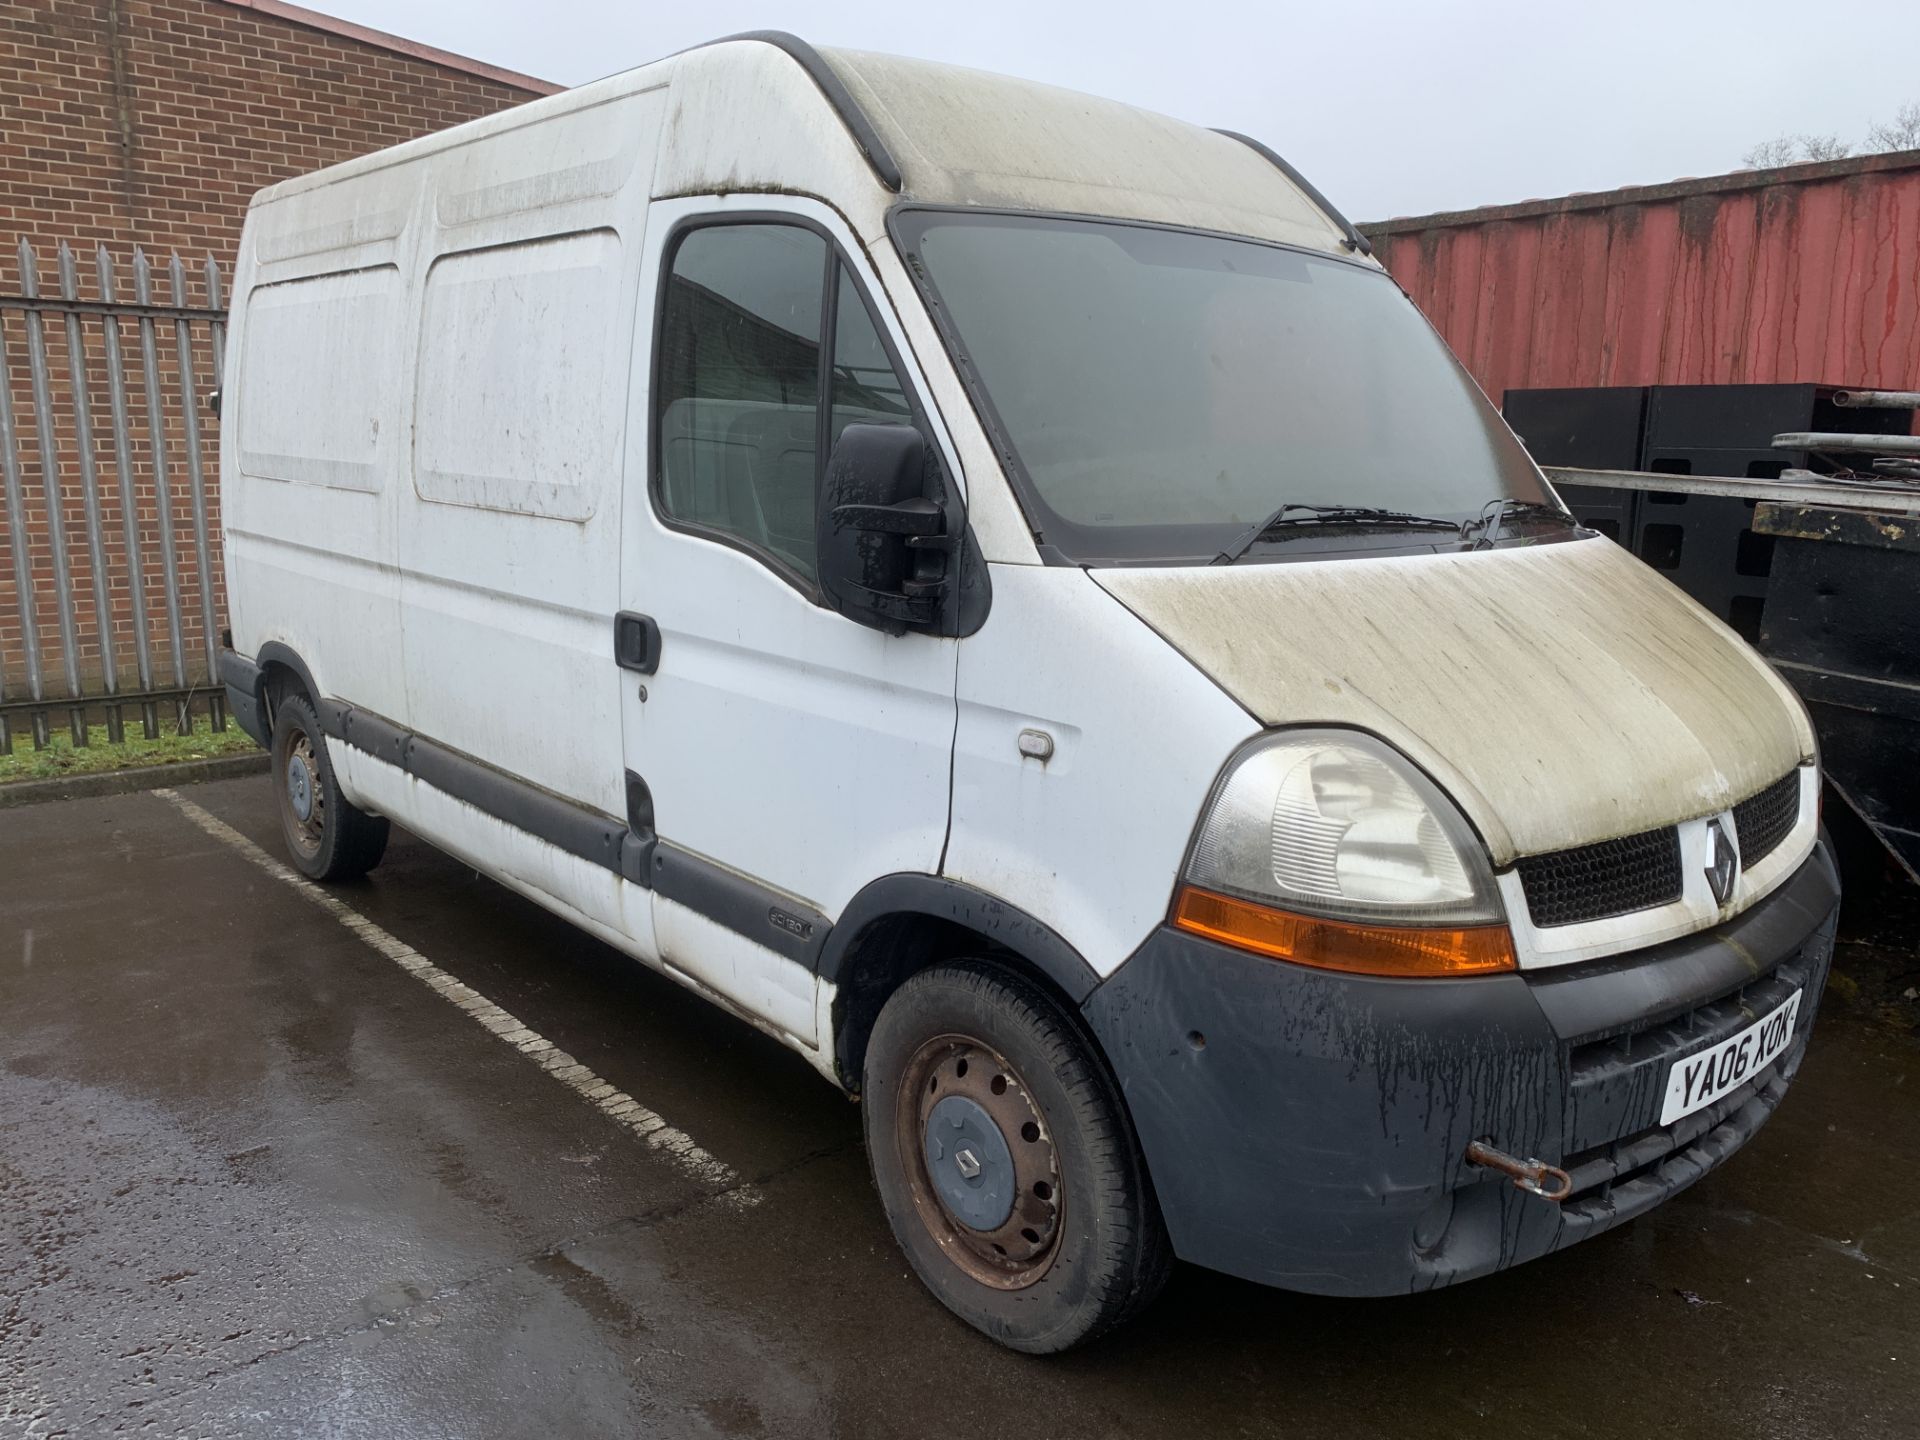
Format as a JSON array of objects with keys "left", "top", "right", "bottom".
[
  {"left": 924, "top": 1094, "right": 1015, "bottom": 1231},
  {"left": 897, "top": 1036, "right": 1063, "bottom": 1289},
  {"left": 287, "top": 754, "right": 315, "bottom": 822}
]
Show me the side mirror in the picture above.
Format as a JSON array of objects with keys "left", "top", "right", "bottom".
[{"left": 817, "top": 423, "right": 952, "bottom": 633}]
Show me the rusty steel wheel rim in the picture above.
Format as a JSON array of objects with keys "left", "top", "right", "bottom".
[
  {"left": 280, "top": 726, "right": 326, "bottom": 858},
  {"left": 896, "top": 1033, "right": 1063, "bottom": 1290}
]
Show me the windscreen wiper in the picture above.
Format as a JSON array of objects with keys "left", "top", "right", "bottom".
[
  {"left": 1467, "top": 498, "right": 1581, "bottom": 549},
  {"left": 1212, "top": 503, "right": 1466, "bottom": 566}
]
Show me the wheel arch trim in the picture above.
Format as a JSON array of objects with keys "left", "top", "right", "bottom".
[
  {"left": 819, "top": 873, "right": 1102, "bottom": 1001},
  {"left": 252, "top": 641, "right": 324, "bottom": 710}
]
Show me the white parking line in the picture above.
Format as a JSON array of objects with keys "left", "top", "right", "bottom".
[{"left": 156, "top": 787, "right": 751, "bottom": 1200}]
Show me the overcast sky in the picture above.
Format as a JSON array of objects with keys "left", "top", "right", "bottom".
[{"left": 315, "top": 0, "right": 1920, "bottom": 221}]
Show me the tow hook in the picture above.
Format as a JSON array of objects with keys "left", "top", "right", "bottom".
[{"left": 1466, "top": 1139, "right": 1574, "bottom": 1203}]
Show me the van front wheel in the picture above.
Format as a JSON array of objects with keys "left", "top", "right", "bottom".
[
  {"left": 270, "top": 695, "right": 389, "bottom": 881},
  {"left": 862, "top": 960, "right": 1172, "bottom": 1352}
]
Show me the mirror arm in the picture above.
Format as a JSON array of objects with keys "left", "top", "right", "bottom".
[
  {"left": 840, "top": 582, "right": 939, "bottom": 626},
  {"left": 829, "top": 497, "right": 944, "bottom": 536}
]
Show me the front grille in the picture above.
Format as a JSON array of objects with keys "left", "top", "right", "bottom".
[
  {"left": 1516, "top": 825, "right": 1683, "bottom": 928},
  {"left": 1558, "top": 949, "right": 1817, "bottom": 1203},
  {"left": 1734, "top": 769, "right": 1800, "bottom": 866},
  {"left": 1561, "top": 1066, "right": 1791, "bottom": 1218}
]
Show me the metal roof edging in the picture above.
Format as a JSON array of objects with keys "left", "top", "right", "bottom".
[
  {"left": 1212, "top": 129, "right": 1372, "bottom": 256},
  {"left": 701, "top": 31, "right": 904, "bottom": 194}
]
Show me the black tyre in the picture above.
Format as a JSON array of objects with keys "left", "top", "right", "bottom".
[
  {"left": 270, "top": 694, "right": 389, "bottom": 881},
  {"left": 862, "top": 960, "right": 1173, "bottom": 1352}
]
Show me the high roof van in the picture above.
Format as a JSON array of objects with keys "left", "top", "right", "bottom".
[{"left": 218, "top": 33, "right": 1838, "bottom": 1351}]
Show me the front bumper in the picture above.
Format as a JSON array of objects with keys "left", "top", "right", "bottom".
[{"left": 1082, "top": 841, "right": 1841, "bottom": 1296}]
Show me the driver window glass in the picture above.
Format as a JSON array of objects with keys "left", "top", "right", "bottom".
[
  {"left": 829, "top": 264, "right": 913, "bottom": 451},
  {"left": 656, "top": 224, "right": 827, "bottom": 582}
]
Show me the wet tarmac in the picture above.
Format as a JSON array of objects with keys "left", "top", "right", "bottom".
[{"left": 3, "top": 775, "right": 1917, "bottom": 1438}]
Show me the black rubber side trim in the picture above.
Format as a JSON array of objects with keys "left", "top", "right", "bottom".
[
  {"left": 317, "top": 701, "right": 638, "bottom": 886},
  {"left": 1212, "top": 128, "right": 1373, "bottom": 256},
  {"left": 703, "top": 31, "right": 903, "bottom": 193},
  {"left": 1524, "top": 840, "right": 1841, "bottom": 1043},
  {"left": 306, "top": 700, "right": 838, "bottom": 966},
  {"left": 315, "top": 697, "right": 349, "bottom": 739},
  {"left": 410, "top": 732, "right": 630, "bottom": 878},
  {"left": 333, "top": 704, "right": 410, "bottom": 771},
  {"left": 817, "top": 872, "right": 1102, "bottom": 1002},
  {"left": 653, "top": 843, "right": 831, "bottom": 968}
]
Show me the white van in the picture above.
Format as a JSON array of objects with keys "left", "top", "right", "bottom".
[{"left": 218, "top": 33, "right": 1839, "bottom": 1351}]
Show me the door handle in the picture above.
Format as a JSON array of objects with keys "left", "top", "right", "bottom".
[{"left": 614, "top": 612, "right": 661, "bottom": 675}]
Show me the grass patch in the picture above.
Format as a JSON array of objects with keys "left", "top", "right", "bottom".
[{"left": 0, "top": 714, "right": 260, "bottom": 785}]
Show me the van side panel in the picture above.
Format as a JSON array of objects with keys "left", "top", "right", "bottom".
[
  {"left": 397, "top": 88, "right": 667, "bottom": 823},
  {"left": 223, "top": 160, "right": 427, "bottom": 751},
  {"left": 226, "top": 87, "right": 668, "bottom": 944}
]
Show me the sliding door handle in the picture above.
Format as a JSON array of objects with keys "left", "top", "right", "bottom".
[{"left": 614, "top": 612, "right": 661, "bottom": 675}]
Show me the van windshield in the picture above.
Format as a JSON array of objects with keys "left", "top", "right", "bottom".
[{"left": 893, "top": 210, "right": 1552, "bottom": 564}]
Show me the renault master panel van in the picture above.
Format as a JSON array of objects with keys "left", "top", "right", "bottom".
[{"left": 218, "top": 33, "right": 1838, "bottom": 1352}]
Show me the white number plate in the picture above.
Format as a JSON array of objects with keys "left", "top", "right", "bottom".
[{"left": 1660, "top": 990, "right": 1802, "bottom": 1126}]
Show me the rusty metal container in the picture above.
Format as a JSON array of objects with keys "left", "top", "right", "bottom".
[{"left": 1365, "top": 151, "right": 1920, "bottom": 419}]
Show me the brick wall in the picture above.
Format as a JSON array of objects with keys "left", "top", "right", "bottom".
[
  {"left": 0, "top": 0, "right": 547, "bottom": 268},
  {"left": 0, "top": 0, "right": 550, "bottom": 723}
]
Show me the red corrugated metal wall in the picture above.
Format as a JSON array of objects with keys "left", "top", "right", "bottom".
[{"left": 1366, "top": 151, "right": 1920, "bottom": 414}]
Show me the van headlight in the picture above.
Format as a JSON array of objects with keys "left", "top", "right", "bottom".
[{"left": 1173, "top": 730, "right": 1515, "bottom": 976}]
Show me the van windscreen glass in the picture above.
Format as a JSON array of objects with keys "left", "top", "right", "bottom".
[{"left": 895, "top": 211, "right": 1552, "bottom": 564}]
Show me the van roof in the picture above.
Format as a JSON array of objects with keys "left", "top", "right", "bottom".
[
  {"left": 821, "top": 45, "right": 1364, "bottom": 255},
  {"left": 250, "top": 33, "right": 1361, "bottom": 258}
]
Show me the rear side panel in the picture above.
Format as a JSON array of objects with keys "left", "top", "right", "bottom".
[
  {"left": 222, "top": 159, "right": 424, "bottom": 739},
  {"left": 224, "top": 81, "right": 668, "bottom": 959}
]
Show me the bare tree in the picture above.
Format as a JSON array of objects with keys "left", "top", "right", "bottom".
[
  {"left": 1797, "top": 133, "right": 1854, "bottom": 162},
  {"left": 1742, "top": 132, "right": 1855, "bottom": 168},
  {"left": 1868, "top": 101, "right": 1920, "bottom": 152},
  {"left": 1742, "top": 136, "right": 1802, "bottom": 169},
  {"left": 1744, "top": 105, "right": 1920, "bottom": 167}
]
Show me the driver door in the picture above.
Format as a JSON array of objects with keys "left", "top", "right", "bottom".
[{"left": 616, "top": 195, "right": 961, "bottom": 1045}]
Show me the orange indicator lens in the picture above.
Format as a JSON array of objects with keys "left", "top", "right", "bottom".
[{"left": 1172, "top": 886, "right": 1517, "bottom": 977}]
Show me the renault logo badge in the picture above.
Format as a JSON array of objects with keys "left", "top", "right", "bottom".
[{"left": 1704, "top": 818, "right": 1738, "bottom": 905}]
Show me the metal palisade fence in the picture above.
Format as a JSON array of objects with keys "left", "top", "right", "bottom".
[{"left": 0, "top": 237, "right": 229, "bottom": 752}]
